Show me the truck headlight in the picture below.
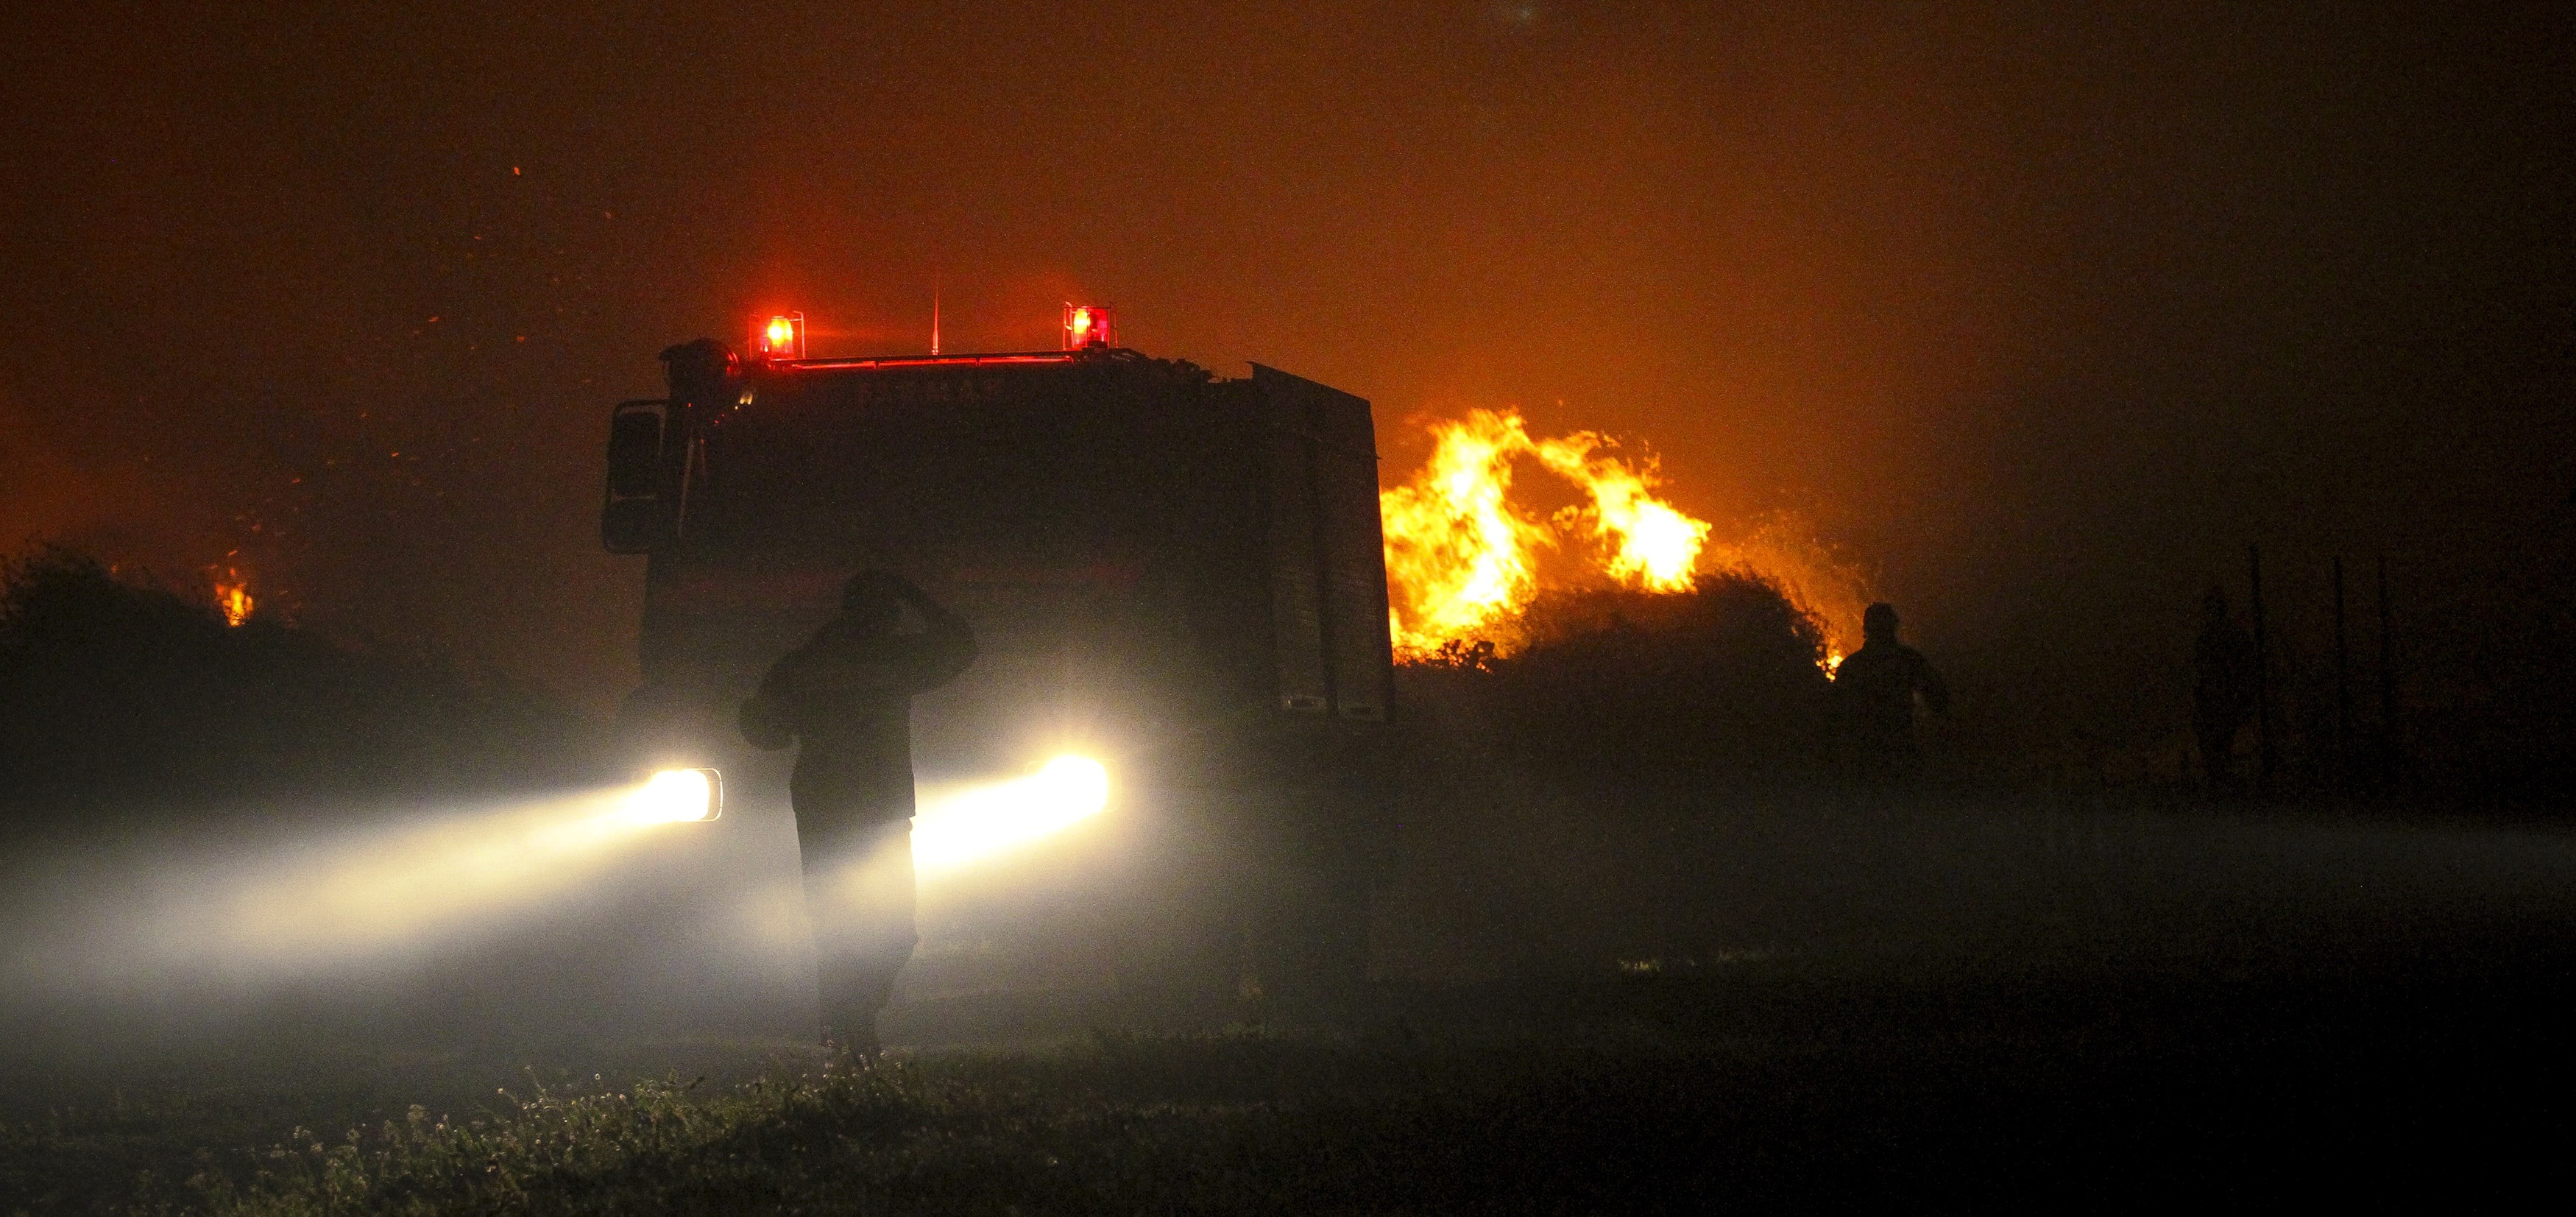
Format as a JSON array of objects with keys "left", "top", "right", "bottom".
[
  {"left": 912, "top": 755, "right": 1111, "bottom": 875},
  {"left": 1030, "top": 755, "right": 1110, "bottom": 816},
  {"left": 627, "top": 767, "right": 723, "bottom": 824}
]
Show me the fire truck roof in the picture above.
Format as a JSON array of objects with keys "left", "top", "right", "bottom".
[{"left": 762, "top": 350, "right": 1083, "bottom": 373}]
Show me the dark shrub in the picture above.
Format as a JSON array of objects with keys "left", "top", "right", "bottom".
[
  {"left": 0, "top": 547, "right": 602, "bottom": 831},
  {"left": 1396, "top": 573, "right": 1833, "bottom": 786}
]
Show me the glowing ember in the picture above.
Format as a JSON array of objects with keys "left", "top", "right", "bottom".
[
  {"left": 213, "top": 572, "right": 253, "bottom": 627},
  {"left": 1379, "top": 410, "right": 1866, "bottom": 667}
]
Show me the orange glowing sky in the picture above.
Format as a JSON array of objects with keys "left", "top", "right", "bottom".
[{"left": 1, "top": 1, "right": 2566, "bottom": 725}]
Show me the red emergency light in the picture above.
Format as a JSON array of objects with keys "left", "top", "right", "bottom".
[
  {"left": 758, "top": 312, "right": 807, "bottom": 359},
  {"left": 1063, "top": 303, "right": 1115, "bottom": 350}
]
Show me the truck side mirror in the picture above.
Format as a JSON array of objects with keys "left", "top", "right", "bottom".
[{"left": 602, "top": 400, "right": 671, "bottom": 554}]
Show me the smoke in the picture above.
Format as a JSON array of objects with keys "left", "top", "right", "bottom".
[
  {"left": 3, "top": 781, "right": 721, "bottom": 993},
  {"left": 1702, "top": 512, "right": 1876, "bottom": 663},
  {"left": 0, "top": 395, "right": 215, "bottom": 572},
  {"left": 0, "top": 755, "right": 1139, "bottom": 1070}
]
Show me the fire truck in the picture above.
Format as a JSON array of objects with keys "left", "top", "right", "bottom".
[{"left": 600, "top": 308, "right": 1395, "bottom": 1005}]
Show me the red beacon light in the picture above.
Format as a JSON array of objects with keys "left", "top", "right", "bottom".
[
  {"left": 758, "top": 311, "right": 807, "bottom": 360},
  {"left": 1063, "top": 303, "right": 1115, "bottom": 350}
]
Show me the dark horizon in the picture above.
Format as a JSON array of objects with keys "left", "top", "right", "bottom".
[{"left": 3, "top": 1, "right": 2569, "bottom": 751}]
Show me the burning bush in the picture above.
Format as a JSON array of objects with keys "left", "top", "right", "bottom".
[
  {"left": 1379, "top": 408, "right": 1871, "bottom": 670},
  {"left": 1397, "top": 572, "right": 1834, "bottom": 786},
  {"left": 1380, "top": 409, "right": 1713, "bottom": 662}
]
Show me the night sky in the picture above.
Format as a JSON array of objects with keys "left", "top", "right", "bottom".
[{"left": 4, "top": 1, "right": 2567, "bottom": 722}]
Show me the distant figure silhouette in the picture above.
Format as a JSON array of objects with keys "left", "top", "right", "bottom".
[
  {"left": 2191, "top": 585, "right": 2258, "bottom": 794},
  {"left": 1829, "top": 602, "right": 1950, "bottom": 780},
  {"left": 740, "top": 570, "right": 975, "bottom": 1055}
]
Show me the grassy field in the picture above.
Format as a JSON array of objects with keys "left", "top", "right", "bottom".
[
  {"left": 13, "top": 779, "right": 2574, "bottom": 1212},
  {"left": 8, "top": 948, "right": 2570, "bottom": 1214}
]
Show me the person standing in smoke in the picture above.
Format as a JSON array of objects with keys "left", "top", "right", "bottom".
[
  {"left": 2191, "top": 585, "right": 2258, "bottom": 795},
  {"left": 740, "top": 570, "right": 975, "bottom": 1056},
  {"left": 1828, "top": 602, "right": 1950, "bottom": 781}
]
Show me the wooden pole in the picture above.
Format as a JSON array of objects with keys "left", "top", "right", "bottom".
[
  {"left": 2334, "top": 556, "right": 2351, "bottom": 796},
  {"left": 2378, "top": 554, "right": 2397, "bottom": 786},
  {"left": 2250, "top": 543, "right": 2273, "bottom": 795}
]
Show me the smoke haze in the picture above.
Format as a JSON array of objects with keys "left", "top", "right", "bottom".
[{"left": 1, "top": 1, "right": 2568, "bottom": 746}]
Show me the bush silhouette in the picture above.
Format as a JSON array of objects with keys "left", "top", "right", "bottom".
[
  {"left": 1397, "top": 573, "right": 1833, "bottom": 786},
  {"left": 0, "top": 547, "right": 600, "bottom": 830}
]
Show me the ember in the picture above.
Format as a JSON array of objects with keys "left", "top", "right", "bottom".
[{"left": 213, "top": 571, "right": 253, "bottom": 627}]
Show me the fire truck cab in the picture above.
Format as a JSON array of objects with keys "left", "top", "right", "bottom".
[{"left": 600, "top": 320, "right": 1395, "bottom": 1004}]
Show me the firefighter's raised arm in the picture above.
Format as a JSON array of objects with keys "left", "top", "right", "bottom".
[
  {"left": 894, "top": 576, "right": 977, "bottom": 692},
  {"left": 738, "top": 654, "right": 799, "bottom": 750}
]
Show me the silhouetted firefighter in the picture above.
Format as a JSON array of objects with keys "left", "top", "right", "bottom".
[
  {"left": 740, "top": 571, "right": 976, "bottom": 1055},
  {"left": 1827, "top": 602, "right": 1949, "bottom": 781},
  {"left": 2193, "top": 585, "right": 2259, "bottom": 794}
]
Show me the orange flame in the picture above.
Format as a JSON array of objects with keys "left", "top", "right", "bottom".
[
  {"left": 214, "top": 571, "right": 253, "bottom": 627},
  {"left": 1532, "top": 432, "right": 1710, "bottom": 593},
  {"left": 1379, "top": 410, "right": 1555, "bottom": 658},
  {"left": 1380, "top": 409, "right": 1866, "bottom": 668},
  {"left": 1381, "top": 409, "right": 1718, "bottom": 661}
]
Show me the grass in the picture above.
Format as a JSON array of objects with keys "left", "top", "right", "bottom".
[
  {"left": 15, "top": 1029, "right": 1753, "bottom": 1216},
  {"left": 9, "top": 958, "right": 2575, "bottom": 1214},
  {"left": 191, "top": 1065, "right": 929, "bottom": 1215}
]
